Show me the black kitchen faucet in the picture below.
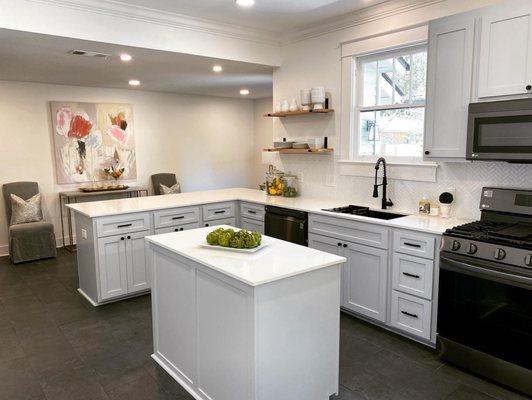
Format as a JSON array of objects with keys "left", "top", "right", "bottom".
[{"left": 373, "top": 157, "right": 394, "bottom": 210}]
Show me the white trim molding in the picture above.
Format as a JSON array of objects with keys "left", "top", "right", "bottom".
[
  {"left": 338, "top": 160, "right": 438, "bottom": 182},
  {"left": 26, "top": 0, "right": 279, "bottom": 45}
]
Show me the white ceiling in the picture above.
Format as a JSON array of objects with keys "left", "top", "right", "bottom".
[
  {"left": 107, "top": 0, "right": 389, "bottom": 33},
  {"left": 0, "top": 29, "right": 274, "bottom": 99}
]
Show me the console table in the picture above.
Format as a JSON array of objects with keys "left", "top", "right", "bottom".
[{"left": 59, "top": 186, "right": 148, "bottom": 252}]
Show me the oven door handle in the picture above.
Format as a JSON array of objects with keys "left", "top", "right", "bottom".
[{"left": 440, "top": 255, "right": 532, "bottom": 289}]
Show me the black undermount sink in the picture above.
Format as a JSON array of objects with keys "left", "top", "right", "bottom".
[{"left": 323, "top": 205, "right": 407, "bottom": 220}]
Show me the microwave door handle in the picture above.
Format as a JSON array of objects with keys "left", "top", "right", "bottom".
[{"left": 440, "top": 256, "right": 532, "bottom": 289}]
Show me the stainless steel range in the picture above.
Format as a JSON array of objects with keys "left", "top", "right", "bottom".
[{"left": 438, "top": 187, "right": 532, "bottom": 396}]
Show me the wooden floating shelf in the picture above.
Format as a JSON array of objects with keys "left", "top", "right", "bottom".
[
  {"left": 264, "top": 109, "right": 334, "bottom": 118},
  {"left": 264, "top": 148, "right": 334, "bottom": 154}
]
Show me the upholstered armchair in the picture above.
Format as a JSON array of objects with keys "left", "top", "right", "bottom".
[
  {"left": 2, "top": 182, "right": 57, "bottom": 264},
  {"left": 151, "top": 173, "right": 180, "bottom": 195}
]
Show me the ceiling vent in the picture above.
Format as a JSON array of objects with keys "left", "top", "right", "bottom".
[{"left": 68, "top": 50, "right": 109, "bottom": 58}]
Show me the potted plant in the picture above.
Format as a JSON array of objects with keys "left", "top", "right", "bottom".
[{"left": 439, "top": 192, "right": 454, "bottom": 218}]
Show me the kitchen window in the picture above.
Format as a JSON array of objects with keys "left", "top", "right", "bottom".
[{"left": 353, "top": 45, "right": 427, "bottom": 162}]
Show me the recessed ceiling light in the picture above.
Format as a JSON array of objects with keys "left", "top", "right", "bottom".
[
  {"left": 212, "top": 65, "right": 223, "bottom": 72},
  {"left": 235, "top": 0, "right": 255, "bottom": 7},
  {"left": 240, "top": 89, "right": 250, "bottom": 96},
  {"left": 120, "top": 54, "right": 132, "bottom": 62},
  {"left": 128, "top": 79, "right": 141, "bottom": 86}
]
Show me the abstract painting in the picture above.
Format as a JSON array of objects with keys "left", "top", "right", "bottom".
[{"left": 50, "top": 102, "right": 136, "bottom": 184}]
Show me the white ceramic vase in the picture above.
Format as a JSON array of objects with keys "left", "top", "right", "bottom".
[
  {"left": 300, "top": 89, "right": 311, "bottom": 111},
  {"left": 289, "top": 99, "right": 298, "bottom": 112}
]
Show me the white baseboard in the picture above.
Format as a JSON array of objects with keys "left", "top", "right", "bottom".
[{"left": 0, "top": 235, "right": 76, "bottom": 258}]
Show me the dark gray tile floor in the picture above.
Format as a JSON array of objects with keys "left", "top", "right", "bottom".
[{"left": 0, "top": 250, "right": 528, "bottom": 400}]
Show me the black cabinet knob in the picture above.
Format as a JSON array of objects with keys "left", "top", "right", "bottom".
[
  {"left": 174, "top": 228, "right": 179, "bottom": 232},
  {"left": 205, "top": 224, "right": 209, "bottom": 227},
  {"left": 526, "top": 85, "right": 532, "bottom": 91},
  {"left": 120, "top": 237, "right": 125, "bottom": 240},
  {"left": 180, "top": 228, "right": 184, "bottom": 231},
  {"left": 127, "top": 236, "right": 131, "bottom": 240},
  {"left": 337, "top": 243, "right": 342, "bottom": 247},
  {"left": 343, "top": 244, "right": 347, "bottom": 248},
  {"left": 424, "top": 150, "right": 430, "bottom": 155}
]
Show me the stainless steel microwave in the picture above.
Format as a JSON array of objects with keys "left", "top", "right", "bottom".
[{"left": 467, "top": 99, "right": 532, "bottom": 163}]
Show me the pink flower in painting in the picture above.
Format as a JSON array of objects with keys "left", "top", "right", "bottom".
[
  {"left": 55, "top": 107, "right": 73, "bottom": 136},
  {"left": 107, "top": 125, "right": 127, "bottom": 145},
  {"left": 68, "top": 114, "right": 93, "bottom": 139}
]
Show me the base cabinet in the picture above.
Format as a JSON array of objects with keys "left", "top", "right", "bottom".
[
  {"left": 98, "top": 229, "right": 151, "bottom": 301},
  {"left": 309, "top": 233, "right": 387, "bottom": 323},
  {"left": 240, "top": 217, "right": 264, "bottom": 234},
  {"left": 343, "top": 244, "right": 388, "bottom": 322}
]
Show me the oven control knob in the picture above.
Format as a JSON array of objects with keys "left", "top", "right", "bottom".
[
  {"left": 525, "top": 254, "right": 532, "bottom": 267},
  {"left": 466, "top": 243, "right": 478, "bottom": 255},
  {"left": 494, "top": 248, "right": 506, "bottom": 260},
  {"left": 451, "top": 240, "right": 461, "bottom": 251}
]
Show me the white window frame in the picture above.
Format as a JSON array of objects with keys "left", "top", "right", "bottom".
[
  {"left": 338, "top": 26, "right": 437, "bottom": 182},
  {"left": 353, "top": 44, "right": 427, "bottom": 164}
]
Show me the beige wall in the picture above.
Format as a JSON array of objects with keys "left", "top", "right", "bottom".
[
  {"left": 0, "top": 80, "right": 256, "bottom": 255},
  {"left": 252, "top": 98, "right": 273, "bottom": 188}
]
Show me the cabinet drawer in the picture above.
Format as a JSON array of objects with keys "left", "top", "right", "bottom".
[
  {"left": 390, "top": 290, "right": 432, "bottom": 340},
  {"left": 393, "top": 230, "right": 435, "bottom": 259},
  {"left": 155, "top": 222, "right": 201, "bottom": 234},
  {"left": 204, "top": 217, "right": 236, "bottom": 227},
  {"left": 240, "top": 202, "right": 265, "bottom": 221},
  {"left": 309, "top": 214, "right": 389, "bottom": 249},
  {"left": 240, "top": 217, "right": 264, "bottom": 234},
  {"left": 392, "top": 253, "right": 434, "bottom": 300},
  {"left": 153, "top": 207, "right": 200, "bottom": 229},
  {"left": 96, "top": 213, "right": 150, "bottom": 238},
  {"left": 202, "top": 202, "right": 235, "bottom": 222}
]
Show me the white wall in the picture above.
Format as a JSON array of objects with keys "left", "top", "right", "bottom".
[
  {"left": 272, "top": 0, "right": 532, "bottom": 219},
  {"left": 252, "top": 98, "right": 273, "bottom": 188},
  {"left": 0, "top": 80, "right": 256, "bottom": 255}
]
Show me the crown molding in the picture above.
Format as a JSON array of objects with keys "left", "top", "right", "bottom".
[
  {"left": 282, "top": 0, "right": 447, "bottom": 45},
  {"left": 25, "top": 0, "right": 280, "bottom": 46}
]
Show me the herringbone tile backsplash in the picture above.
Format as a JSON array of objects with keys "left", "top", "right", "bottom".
[{"left": 274, "top": 156, "right": 532, "bottom": 219}]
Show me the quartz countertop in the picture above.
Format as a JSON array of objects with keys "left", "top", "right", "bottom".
[
  {"left": 146, "top": 225, "right": 346, "bottom": 286},
  {"left": 67, "top": 187, "right": 472, "bottom": 235}
]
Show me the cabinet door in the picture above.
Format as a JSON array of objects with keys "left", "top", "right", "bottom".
[
  {"left": 125, "top": 230, "right": 151, "bottom": 293},
  {"left": 97, "top": 235, "right": 128, "bottom": 300},
  {"left": 424, "top": 16, "right": 475, "bottom": 159},
  {"left": 343, "top": 243, "right": 388, "bottom": 322},
  {"left": 240, "top": 217, "right": 264, "bottom": 234},
  {"left": 477, "top": 3, "right": 532, "bottom": 98},
  {"left": 204, "top": 217, "right": 236, "bottom": 227},
  {"left": 309, "top": 234, "right": 345, "bottom": 304}
]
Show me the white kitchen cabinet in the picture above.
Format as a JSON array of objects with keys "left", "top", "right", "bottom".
[
  {"left": 309, "top": 232, "right": 387, "bottom": 323},
  {"left": 97, "top": 229, "right": 151, "bottom": 301},
  {"left": 240, "top": 217, "right": 264, "bottom": 234},
  {"left": 343, "top": 243, "right": 388, "bottom": 322},
  {"left": 424, "top": 14, "right": 475, "bottom": 160},
  {"left": 477, "top": 2, "right": 532, "bottom": 98},
  {"left": 204, "top": 217, "right": 236, "bottom": 227},
  {"left": 97, "top": 234, "right": 129, "bottom": 300},
  {"left": 126, "top": 230, "right": 151, "bottom": 293},
  {"left": 390, "top": 290, "right": 432, "bottom": 341}
]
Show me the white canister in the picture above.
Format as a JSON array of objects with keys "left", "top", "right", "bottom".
[
  {"left": 289, "top": 99, "right": 299, "bottom": 112},
  {"left": 281, "top": 100, "right": 290, "bottom": 113},
  {"left": 300, "top": 89, "right": 311, "bottom": 111},
  {"left": 311, "top": 87, "right": 325, "bottom": 110},
  {"left": 440, "top": 204, "right": 452, "bottom": 218}
]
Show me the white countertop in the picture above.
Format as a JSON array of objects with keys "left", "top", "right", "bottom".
[
  {"left": 67, "top": 187, "right": 472, "bottom": 235},
  {"left": 146, "top": 226, "right": 346, "bottom": 286}
]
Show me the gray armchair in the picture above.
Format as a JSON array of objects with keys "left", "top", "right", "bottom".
[
  {"left": 151, "top": 173, "right": 179, "bottom": 195},
  {"left": 2, "top": 182, "right": 57, "bottom": 264}
]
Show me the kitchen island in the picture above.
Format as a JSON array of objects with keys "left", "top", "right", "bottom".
[{"left": 146, "top": 226, "right": 346, "bottom": 400}]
